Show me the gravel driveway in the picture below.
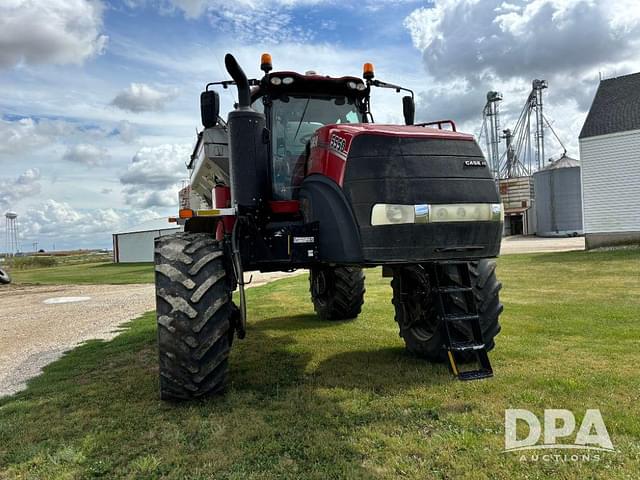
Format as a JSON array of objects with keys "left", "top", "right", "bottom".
[
  {"left": 500, "top": 235, "right": 585, "bottom": 254},
  {"left": 0, "top": 283, "right": 156, "bottom": 397},
  {"left": 0, "top": 271, "right": 303, "bottom": 398}
]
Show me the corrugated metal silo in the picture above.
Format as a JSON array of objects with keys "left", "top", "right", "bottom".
[{"left": 533, "top": 155, "right": 583, "bottom": 237}]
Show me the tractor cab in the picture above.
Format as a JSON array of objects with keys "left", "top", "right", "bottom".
[{"left": 250, "top": 70, "right": 368, "bottom": 200}]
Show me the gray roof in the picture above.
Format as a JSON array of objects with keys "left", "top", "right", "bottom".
[
  {"left": 541, "top": 154, "right": 580, "bottom": 170},
  {"left": 579, "top": 72, "right": 640, "bottom": 139},
  {"left": 114, "top": 217, "right": 181, "bottom": 235}
]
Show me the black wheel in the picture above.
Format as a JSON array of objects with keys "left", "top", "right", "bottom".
[
  {"left": 154, "top": 232, "right": 236, "bottom": 400},
  {"left": 391, "top": 260, "right": 502, "bottom": 362},
  {"left": 0, "top": 268, "right": 10, "bottom": 284},
  {"left": 310, "top": 266, "right": 365, "bottom": 320}
]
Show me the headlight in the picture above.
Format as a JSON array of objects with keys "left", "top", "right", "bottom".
[
  {"left": 270, "top": 76, "right": 282, "bottom": 85},
  {"left": 371, "top": 204, "right": 415, "bottom": 225},
  {"left": 371, "top": 203, "right": 502, "bottom": 226},
  {"left": 282, "top": 77, "right": 294, "bottom": 85}
]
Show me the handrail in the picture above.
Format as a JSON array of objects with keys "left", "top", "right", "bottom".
[{"left": 415, "top": 120, "right": 457, "bottom": 132}]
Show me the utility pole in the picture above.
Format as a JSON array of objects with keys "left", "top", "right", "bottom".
[
  {"left": 501, "top": 128, "right": 517, "bottom": 178},
  {"left": 483, "top": 91, "right": 503, "bottom": 179},
  {"left": 532, "top": 79, "right": 548, "bottom": 171}
]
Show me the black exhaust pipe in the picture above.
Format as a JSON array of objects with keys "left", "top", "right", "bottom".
[
  {"left": 224, "top": 53, "right": 251, "bottom": 108},
  {"left": 224, "top": 53, "right": 268, "bottom": 209}
]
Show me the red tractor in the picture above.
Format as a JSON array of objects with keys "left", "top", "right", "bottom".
[{"left": 155, "top": 53, "right": 503, "bottom": 400}]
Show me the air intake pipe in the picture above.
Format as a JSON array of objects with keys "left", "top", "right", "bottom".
[{"left": 224, "top": 53, "right": 269, "bottom": 209}]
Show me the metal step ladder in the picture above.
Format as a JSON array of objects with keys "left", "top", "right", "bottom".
[{"left": 432, "top": 262, "right": 493, "bottom": 381}]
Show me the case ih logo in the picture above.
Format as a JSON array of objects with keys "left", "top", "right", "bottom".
[
  {"left": 464, "top": 159, "right": 487, "bottom": 167},
  {"left": 504, "top": 409, "right": 615, "bottom": 461}
]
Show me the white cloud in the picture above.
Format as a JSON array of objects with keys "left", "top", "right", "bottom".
[
  {"left": 112, "top": 120, "right": 138, "bottom": 143},
  {"left": 404, "top": 0, "right": 640, "bottom": 158},
  {"left": 0, "top": 118, "right": 73, "bottom": 155},
  {"left": 62, "top": 144, "right": 110, "bottom": 167},
  {"left": 0, "top": 117, "right": 138, "bottom": 159},
  {"left": 0, "top": 168, "right": 42, "bottom": 210},
  {"left": 120, "top": 144, "right": 191, "bottom": 208},
  {"left": 167, "top": 0, "right": 326, "bottom": 18},
  {"left": 111, "top": 83, "right": 179, "bottom": 113},
  {"left": 17, "top": 199, "right": 159, "bottom": 250},
  {"left": 0, "top": 0, "right": 108, "bottom": 69},
  {"left": 405, "top": 0, "right": 640, "bottom": 86}
]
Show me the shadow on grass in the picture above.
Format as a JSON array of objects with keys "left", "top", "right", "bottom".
[
  {"left": 256, "top": 313, "right": 353, "bottom": 331},
  {"left": 313, "top": 347, "right": 451, "bottom": 390}
]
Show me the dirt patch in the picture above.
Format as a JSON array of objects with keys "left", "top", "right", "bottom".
[{"left": 501, "top": 235, "right": 585, "bottom": 254}]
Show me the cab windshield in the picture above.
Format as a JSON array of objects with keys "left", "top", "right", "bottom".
[{"left": 269, "top": 95, "right": 362, "bottom": 200}]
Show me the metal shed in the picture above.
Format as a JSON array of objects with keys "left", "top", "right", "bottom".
[
  {"left": 533, "top": 155, "right": 583, "bottom": 237},
  {"left": 112, "top": 218, "right": 182, "bottom": 263}
]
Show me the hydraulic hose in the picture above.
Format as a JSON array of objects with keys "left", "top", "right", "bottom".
[{"left": 231, "top": 216, "right": 247, "bottom": 338}]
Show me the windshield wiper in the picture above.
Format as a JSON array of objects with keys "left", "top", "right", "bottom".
[{"left": 292, "top": 97, "right": 311, "bottom": 144}]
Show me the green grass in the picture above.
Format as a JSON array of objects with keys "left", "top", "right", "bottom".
[
  {"left": 1, "top": 249, "right": 639, "bottom": 479},
  {"left": 8, "top": 262, "right": 153, "bottom": 285}
]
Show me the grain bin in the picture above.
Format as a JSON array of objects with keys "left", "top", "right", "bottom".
[{"left": 533, "top": 155, "right": 583, "bottom": 237}]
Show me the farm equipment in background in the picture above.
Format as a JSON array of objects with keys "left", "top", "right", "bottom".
[
  {"left": 154, "top": 53, "right": 503, "bottom": 400},
  {"left": 0, "top": 268, "right": 10, "bottom": 284}
]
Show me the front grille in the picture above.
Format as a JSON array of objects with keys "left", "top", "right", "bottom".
[{"left": 343, "top": 135, "right": 502, "bottom": 262}]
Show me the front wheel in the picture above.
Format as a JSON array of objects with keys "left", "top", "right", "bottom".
[
  {"left": 391, "top": 260, "right": 502, "bottom": 362},
  {"left": 155, "top": 232, "right": 236, "bottom": 400},
  {"left": 310, "top": 266, "right": 365, "bottom": 320}
]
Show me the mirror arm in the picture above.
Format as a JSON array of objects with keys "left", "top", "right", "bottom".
[{"left": 368, "top": 79, "right": 414, "bottom": 99}]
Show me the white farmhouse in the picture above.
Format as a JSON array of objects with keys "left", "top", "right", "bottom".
[{"left": 579, "top": 72, "right": 640, "bottom": 249}]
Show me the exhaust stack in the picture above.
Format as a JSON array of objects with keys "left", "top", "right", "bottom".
[{"left": 225, "top": 53, "right": 269, "bottom": 209}]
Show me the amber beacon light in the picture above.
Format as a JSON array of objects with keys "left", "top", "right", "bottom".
[
  {"left": 261, "top": 53, "right": 272, "bottom": 73},
  {"left": 363, "top": 62, "right": 375, "bottom": 80}
]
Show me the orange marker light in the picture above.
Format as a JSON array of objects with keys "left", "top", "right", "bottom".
[
  {"left": 363, "top": 62, "right": 375, "bottom": 80},
  {"left": 179, "top": 209, "right": 194, "bottom": 219},
  {"left": 261, "top": 53, "right": 272, "bottom": 73}
]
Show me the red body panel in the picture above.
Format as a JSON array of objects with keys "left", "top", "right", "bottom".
[
  {"left": 269, "top": 200, "right": 300, "bottom": 214},
  {"left": 213, "top": 185, "right": 235, "bottom": 240},
  {"left": 306, "top": 124, "right": 475, "bottom": 186}
]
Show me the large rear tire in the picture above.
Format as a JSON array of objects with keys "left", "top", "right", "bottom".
[
  {"left": 310, "top": 266, "right": 365, "bottom": 320},
  {"left": 391, "top": 260, "right": 502, "bottom": 362},
  {"left": 155, "top": 232, "right": 236, "bottom": 400}
]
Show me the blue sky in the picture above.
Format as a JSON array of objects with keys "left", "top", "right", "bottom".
[{"left": 1, "top": 0, "right": 639, "bottom": 250}]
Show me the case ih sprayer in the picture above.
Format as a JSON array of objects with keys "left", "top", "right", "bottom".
[{"left": 154, "top": 53, "right": 504, "bottom": 400}]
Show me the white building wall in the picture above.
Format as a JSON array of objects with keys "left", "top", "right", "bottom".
[
  {"left": 579, "top": 129, "right": 640, "bottom": 233},
  {"left": 114, "top": 228, "right": 180, "bottom": 263}
]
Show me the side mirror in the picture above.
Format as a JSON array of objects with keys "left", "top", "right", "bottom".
[
  {"left": 200, "top": 90, "right": 220, "bottom": 128},
  {"left": 402, "top": 95, "right": 415, "bottom": 125}
]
